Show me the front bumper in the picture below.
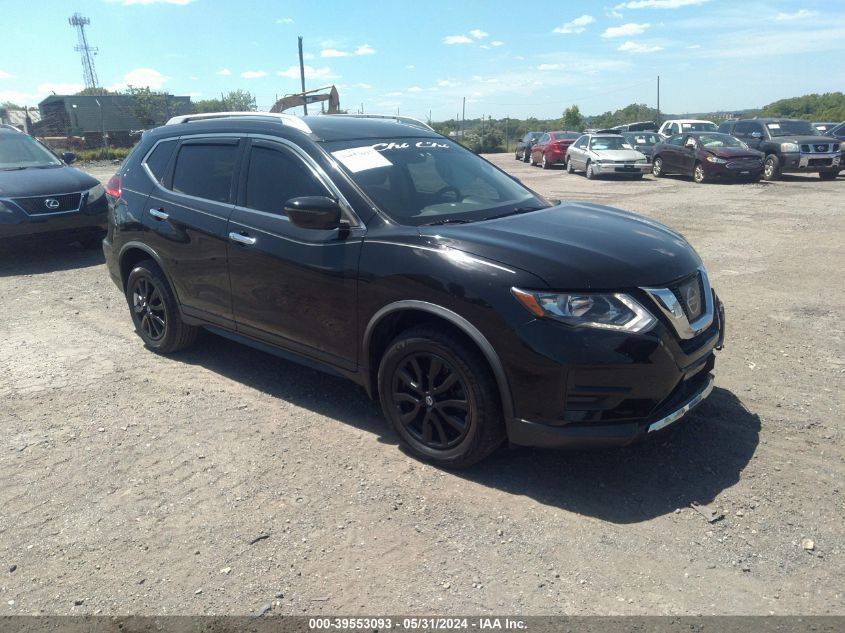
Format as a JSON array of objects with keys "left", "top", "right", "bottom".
[
  {"left": 592, "top": 162, "right": 652, "bottom": 175},
  {"left": 0, "top": 196, "right": 107, "bottom": 240},
  {"left": 780, "top": 151, "right": 840, "bottom": 173}
]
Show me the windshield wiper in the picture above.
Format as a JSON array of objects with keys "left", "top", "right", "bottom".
[
  {"left": 0, "top": 166, "right": 26, "bottom": 171},
  {"left": 481, "top": 206, "right": 545, "bottom": 221},
  {"left": 419, "top": 218, "right": 475, "bottom": 226}
]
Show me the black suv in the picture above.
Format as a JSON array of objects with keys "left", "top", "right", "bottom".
[
  {"left": 515, "top": 132, "right": 542, "bottom": 163},
  {"left": 104, "top": 112, "right": 724, "bottom": 467},
  {"left": 717, "top": 118, "right": 840, "bottom": 180}
]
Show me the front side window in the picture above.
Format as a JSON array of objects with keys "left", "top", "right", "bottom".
[
  {"left": 0, "top": 134, "right": 63, "bottom": 170},
  {"left": 324, "top": 137, "right": 547, "bottom": 226},
  {"left": 171, "top": 142, "right": 238, "bottom": 203},
  {"left": 245, "top": 145, "right": 328, "bottom": 214},
  {"left": 666, "top": 135, "right": 685, "bottom": 146}
]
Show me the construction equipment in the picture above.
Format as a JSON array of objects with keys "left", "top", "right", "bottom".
[{"left": 270, "top": 86, "right": 340, "bottom": 114}]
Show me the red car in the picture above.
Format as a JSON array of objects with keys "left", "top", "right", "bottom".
[{"left": 530, "top": 131, "right": 581, "bottom": 169}]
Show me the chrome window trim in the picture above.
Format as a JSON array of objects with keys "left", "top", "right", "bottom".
[{"left": 641, "top": 266, "right": 715, "bottom": 340}]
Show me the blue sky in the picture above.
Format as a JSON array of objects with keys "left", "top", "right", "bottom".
[{"left": 1, "top": 0, "right": 843, "bottom": 121}]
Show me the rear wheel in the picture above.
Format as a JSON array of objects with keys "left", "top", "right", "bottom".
[
  {"left": 763, "top": 154, "right": 781, "bottom": 181},
  {"left": 541, "top": 153, "right": 550, "bottom": 169},
  {"left": 819, "top": 169, "right": 838, "bottom": 180},
  {"left": 125, "top": 260, "right": 197, "bottom": 353},
  {"left": 566, "top": 157, "right": 574, "bottom": 173},
  {"left": 693, "top": 162, "right": 707, "bottom": 184},
  {"left": 378, "top": 327, "right": 505, "bottom": 468},
  {"left": 522, "top": 147, "right": 531, "bottom": 163},
  {"left": 652, "top": 156, "right": 664, "bottom": 177}
]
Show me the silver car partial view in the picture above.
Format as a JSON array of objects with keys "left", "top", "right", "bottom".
[{"left": 565, "top": 134, "right": 652, "bottom": 179}]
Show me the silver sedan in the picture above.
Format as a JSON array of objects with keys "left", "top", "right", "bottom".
[{"left": 565, "top": 134, "right": 652, "bottom": 179}]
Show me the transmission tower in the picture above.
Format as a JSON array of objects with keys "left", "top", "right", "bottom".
[{"left": 69, "top": 13, "right": 99, "bottom": 89}]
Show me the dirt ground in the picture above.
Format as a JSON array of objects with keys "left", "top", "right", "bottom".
[{"left": 1, "top": 156, "right": 843, "bottom": 616}]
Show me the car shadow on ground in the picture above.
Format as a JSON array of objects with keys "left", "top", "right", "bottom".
[
  {"left": 0, "top": 240, "right": 104, "bottom": 277},
  {"left": 176, "top": 332, "right": 758, "bottom": 524}
]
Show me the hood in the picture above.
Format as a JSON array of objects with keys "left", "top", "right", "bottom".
[
  {"left": 590, "top": 149, "right": 645, "bottom": 161},
  {"left": 419, "top": 202, "right": 701, "bottom": 289},
  {"left": 702, "top": 146, "right": 764, "bottom": 159},
  {"left": 0, "top": 165, "right": 99, "bottom": 198},
  {"left": 771, "top": 135, "right": 838, "bottom": 145}
]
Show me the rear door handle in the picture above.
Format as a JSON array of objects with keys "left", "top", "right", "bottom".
[
  {"left": 149, "top": 208, "right": 169, "bottom": 221},
  {"left": 229, "top": 231, "right": 256, "bottom": 246}
]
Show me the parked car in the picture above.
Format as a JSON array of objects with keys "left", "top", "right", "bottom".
[
  {"left": 104, "top": 112, "right": 723, "bottom": 467},
  {"left": 565, "top": 134, "right": 652, "bottom": 179},
  {"left": 529, "top": 130, "right": 580, "bottom": 169},
  {"left": 515, "top": 132, "right": 543, "bottom": 163},
  {"left": 612, "top": 121, "right": 658, "bottom": 132},
  {"left": 0, "top": 128, "right": 107, "bottom": 246},
  {"left": 657, "top": 119, "right": 718, "bottom": 137},
  {"left": 718, "top": 118, "right": 840, "bottom": 180},
  {"left": 821, "top": 122, "right": 845, "bottom": 172},
  {"left": 0, "top": 123, "right": 21, "bottom": 132},
  {"left": 651, "top": 132, "right": 763, "bottom": 183},
  {"left": 813, "top": 122, "right": 839, "bottom": 134},
  {"left": 621, "top": 131, "right": 663, "bottom": 162}
]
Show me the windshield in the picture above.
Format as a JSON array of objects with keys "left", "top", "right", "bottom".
[
  {"left": 766, "top": 120, "right": 819, "bottom": 136},
  {"left": 324, "top": 137, "right": 547, "bottom": 226},
  {"left": 681, "top": 122, "right": 718, "bottom": 132},
  {"left": 0, "top": 134, "right": 63, "bottom": 170},
  {"left": 623, "top": 133, "right": 661, "bottom": 146},
  {"left": 589, "top": 136, "right": 633, "bottom": 151},
  {"left": 697, "top": 133, "right": 748, "bottom": 149}
]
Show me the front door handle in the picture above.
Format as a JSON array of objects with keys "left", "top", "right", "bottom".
[
  {"left": 149, "top": 208, "right": 169, "bottom": 221},
  {"left": 229, "top": 231, "right": 257, "bottom": 246}
]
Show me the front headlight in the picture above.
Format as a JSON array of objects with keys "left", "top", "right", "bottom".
[
  {"left": 511, "top": 288, "right": 657, "bottom": 333},
  {"left": 705, "top": 155, "right": 727, "bottom": 164},
  {"left": 780, "top": 142, "right": 800, "bottom": 152},
  {"left": 87, "top": 183, "right": 106, "bottom": 203}
]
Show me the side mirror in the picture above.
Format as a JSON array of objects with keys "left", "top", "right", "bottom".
[
  {"left": 284, "top": 196, "right": 342, "bottom": 230},
  {"left": 62, "top": 151, "right": 77, "bottom": 164},
  {"left": 750, "top": 131, "right": 763, "bottom": 139},
  {"left": 685, "top": 142, "right": 697, "bottom": 149}
]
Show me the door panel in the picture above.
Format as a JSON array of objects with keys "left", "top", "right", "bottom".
[{"left": 226, "top": 139, "right": 363, "bottom": 370}]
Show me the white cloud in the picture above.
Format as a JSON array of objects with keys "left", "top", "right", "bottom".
[
  {"left": 241, "top": 70, "right": 267, "bottom": 79},
  {"left": 617, "top": 40, "right": 664, "bottom": 53},
  {"left": 0, "top": 90, "right": 36, "bottom": 104},
  {"left": 321, "top": 49, "right": 350, "bottom": 58},
  {"left": 277, "top": 65, "right": 339, "bottom": 80},
  {"left": 615, "top": 0, "right": 708, "bottom": 9},
  {"left": 117, "top": 68, "right": 169, "bottom": 89},
  {"left": 437, "top": 80, "right": 456, "bottom": 87},
  {"left": 469, "top": 29, "right": 488, "bottom": 39},
  {"left": 407, "top": 86, "right": 423, "bottom": 93},
  {"left": 216, "top": 68, "right": 231, "bottom": 76},
  {"left": 602, "top": 22, "right": 650, "bottom": 38},
  {"left": 443, "top": 35, "right": 474, "bottom": 45},
  {"left": 553, "top": 15, "right": 595, "bottom": 34},
  {"left": 107, "top": 0, "right": 194, "bottom": 5},
  {"left": 406, "top": 65, "right": 416, "bottom": 69},
  {"left": 0, "top": 70, "right": 15, "bottom": 80},
  {"left": 490, "top": 40, "right": 505, "bottom": 47},
  {"left": 686, "top": 44, "right": 701, "bottom": 49},
  {"left": 276, "top": 17, "right": 294, "bottom": 24},
  {"left": 538, "top": 63, "right": 562, "bottom": 71},
  {"left": 350, "top": 82, "right": 372, "bottom": 89},
  {"left": 775, "top": 9, "right": 818, "bottom": 21},
  {"left": 303, "top": 53, "right": 315, "bottom": 60},
  {"left": 355, "top": 44, "right": 376, "bottom": 56},
  {"left": 384, "top": 91, "right": 403, "bottom": 97}
]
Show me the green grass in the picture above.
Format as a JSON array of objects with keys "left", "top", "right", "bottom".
[{"left": 54, "top": 147, "right": 133, "bottom": 162}]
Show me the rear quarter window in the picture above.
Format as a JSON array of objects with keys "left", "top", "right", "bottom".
[{"left": 144, "top": 139, "right": 177, "bottom": 183}]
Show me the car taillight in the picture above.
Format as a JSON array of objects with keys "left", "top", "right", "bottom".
[{"left": 106, "top": 174, "right": 121, "bottom": 198}]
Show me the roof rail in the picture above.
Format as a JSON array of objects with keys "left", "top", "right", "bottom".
[
  {"left": 164, "top": 111, "right": 312, "bottom": 134},
  {"left": 323, "top": 113, "right": 434, "bottom": 131}
]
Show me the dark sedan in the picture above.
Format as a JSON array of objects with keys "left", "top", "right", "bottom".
[
  {"left": 515, "top": 131, "right": 542, "bottom": 163},
  {"left": 0, "top": 130, "right": 107, "bottom": 246},
  {"left": 652, "top": 132, "right": 764, "bottom": 183},
  {"left": 622, "top": 131, "right": 663, "bottom": 162}
]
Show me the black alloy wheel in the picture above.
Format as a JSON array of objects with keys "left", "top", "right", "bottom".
[
  {"left": 132, "top": 277, "right": 167, "bottom": 341},
  {"left": 378, "top": 327, "right": 505, "bottom": 468}
]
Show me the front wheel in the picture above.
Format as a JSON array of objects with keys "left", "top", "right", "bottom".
[
  {"left": 125, "top": 260, "right": 197, "bottom": 353},
  {"left": 566, "top": 157, "right": 574, "bottom": 173},
  {"left": 652, "top": 156, "right": 664, "bottom": 177},
  {"left": 586, "top": 161, "right": 596, "bottom": 179},
  {"left": 693, "top": 162, "right": 707, "bottom": 184},
  {"left": 378, "top": 327, "right": 505, "bottom": 468},
  {"left": 763, "top": 154, "right": 781, "bottom": 181}
]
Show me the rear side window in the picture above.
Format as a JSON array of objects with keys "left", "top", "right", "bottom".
[
  {"left": 245, "top": 145, "right": 327, "bottom": 214},
  {"left": 144, "top": 139, "right": 177, "bottom": 183},
  {"left": 172, "top": 142, "right": 238, "bottom": 203}
]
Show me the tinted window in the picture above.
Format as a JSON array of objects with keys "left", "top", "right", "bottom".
[
  {"left": 539, "top": 134, "right": 550, "bottom": 144},
  {"left": 245, "top": 145, "right": 327, "bottom": 214},
  {"left": 666, "top": 135, "right": 685, "bottom": 146},
  {"left": 172, "top": 142, "right": 238, "bottom": 203},
  {"left": 766, "top": 120, "right": 818, "bottom": 137},
  {"left": 734, "top": 121, "right": 763, "bottom": 136},
  {"left": 144, "top": 139, "right": 177, "bottom": 183}
]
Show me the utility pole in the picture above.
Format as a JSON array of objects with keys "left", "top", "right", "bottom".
[
  {"left": 461, "top": 97, "right": 466, "bottom": 141},
  {"left": 657, "top": 75, "right": 661, "bottom": 126},
  {"left": 298, "top": 36, "right": 308, "bottom": 115},
  {"left": 505, "top": 116, "right": 510, "bottom": 153}
]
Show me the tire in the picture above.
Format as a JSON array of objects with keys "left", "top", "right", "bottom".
[
  {"left": 585, "top": 161, "right": 595, "bottom": 179},
  {"left": 763, "top": 154, "right": 781, "bottom": 181},
  {"left": 693, "top": 162, "right": 707, "bottom": 184},
  {"left": 522, "top": 147, "right": 531, "bottom": 163},
  {"left": 542, "top": 153, "right": 550, "bottom": 169},
  {"left": 819, "top": 169, "right": 838, "bottom": 180},
  {"left": 125, "top": 259, "right": 197, "bottom": 354},
  {"left": 652, "top": 156, "right": 664, "bottom": 177},
  {"left": 377, "top": 327, "right": 505, "bottom": 468},
  {"left": 566, "top": 157, "right": 574, "bottom": 174}
]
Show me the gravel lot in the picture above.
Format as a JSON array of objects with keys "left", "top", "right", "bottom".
[{"left": 1, "top": 156, "right": 843, "bottom": 616}]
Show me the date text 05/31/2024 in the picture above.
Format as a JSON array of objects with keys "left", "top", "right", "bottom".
[{"left": 308, "top": 617, "right": 528, "bottom": 630}]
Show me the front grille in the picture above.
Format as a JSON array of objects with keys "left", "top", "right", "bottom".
[
  {"left": 670, "top": 273, "right": 705, "bottom": 321},
  {"left": 12, "top": 193, "right": 82, "bottom": 215},
  {"left": 814, "top": 144, "right": 830, "bottom": 153},
  {"left": 808, "top": 158, "right": 833, "bottom": 167},
  {"left": 726, "top": 158, "right": 762, "bottom": 170}
]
